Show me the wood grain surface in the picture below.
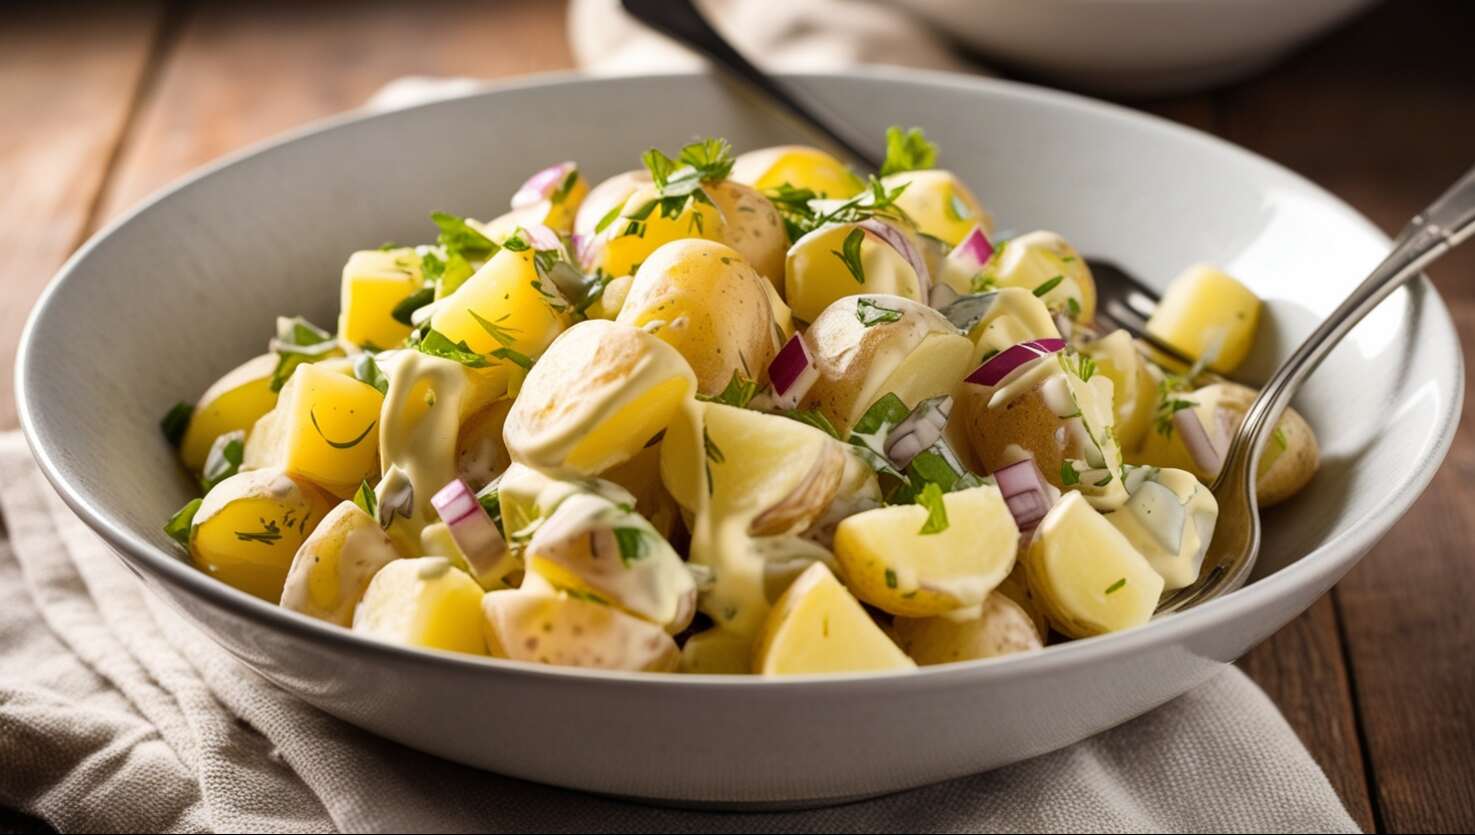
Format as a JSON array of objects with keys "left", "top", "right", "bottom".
[{"left": 1, "top": 1, "right": 1471, "bottom": 832}]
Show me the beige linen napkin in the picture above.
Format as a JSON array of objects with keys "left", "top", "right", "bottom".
[{"left": 0, "top": 429, "right": 1359, "bottom": 832}]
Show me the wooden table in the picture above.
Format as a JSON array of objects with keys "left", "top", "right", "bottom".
[{"left": 1, "top": 1, "right": 1470, "bottom": 831}]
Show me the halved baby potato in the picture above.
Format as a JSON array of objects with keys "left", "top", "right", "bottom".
[
  {"left": 784, "top": 221, "right": 926, "bottom": 323},
  {"left": 705, "top": 179, "right": 788, "bottom": 287},
  {"left": 352, "top": 557, "right": 487, "bottom": 655},
  {"left": 504, "top": 319, "right": 697, "bottom": 476},
  {"left": 189, "top": 467, "right": 334, "bottom": 602},
  {"left": 729, "top": 145, "right": 863, "bottom": 199},
  {"left": 179, "top": 353, "right": 280, "bottom": 473},
  {"left": 280, "top": 500, "right": 401, "bottom": 625},
  {"left": 481, "top": 585, "right": 680, "bottom": 672},
  {"left": 980, "top": 231, "right": 1095, "bottom": 322},
  {"left": 243, "top": 362, "right": 383, "bottom": 498},
  {"left": 1024, "top": 492, "right": 1164, "bottom": 638},
  {"left": 753, "top": 562, "right": 915, "bottom": 675},
  {"left": 879, "top": 169, "right": 993, "bottom": 246},
  {"left": 834, "top": 484, "right": 1019, "bottom": 617},
  {"left": 890, "top": 592, "right": 1042, "bottom": 666},
  {"left": 617, "top": 239, "right": 777, "bottom": 395},
  {"left": 800, "top": 294, "right": 973, "bottom": 435}
]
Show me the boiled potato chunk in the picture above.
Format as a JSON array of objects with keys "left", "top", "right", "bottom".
[
  {"left": 800, "top": 294, "right": 972, "bottom": 434},
  {"left": 1145, "top": 264, "right": 1260, "bottom": 374},
  {"left": 880, "top": 169, "right": 993, "bottom": 246},
  {"left": 601, "top": 443, "right": 682, "bottom": 541},
  {"left": 679, "top": 628, "right": 754, "bottom": 674},
  {"left": 1081, "top": 329, "right": 1157, "bottom": 451},
  {"left": 280, "top": 500, "right": 401, "bottom": 625},
  {"left": 1024, "top": 492, "right": 1164, "bottom": 638},
  {"left": 730, "top": 145, "right": 863, "bottom": 198},
  {"left": 179, "top": 353, "right": 279, "bottom": 472},
  {"left": 429, "top": 247, "right": 571, "bottom": 368},
  {"left": 705, "top": 179, "right": 787, "bottom": 287},
  {"left": 982, "top": 231, "right": 1095, "bottom": 322},
  {"left": 455, "top": 399, "right": 513, "bottom": 490},
  {"left": 481, "top": 587, "right": 680, "bottom": 672},
  {"left": 243, "top": 362, "right": 383, "bottom": 497},
  {"left": 352, "top": 557, "right": 487, "bottom": 655},
  {"left": 1108, "top": 467, "right": 1218, "bottom": 591},
  {"left": 504, "top": 319, "right": 696, "bottom": 475},
  {"left": 753, "top": 562, "right": 915, "bottom": 675},
  {"left": 785, "top": 222, "right": 926, "bottom": 323},
  {"left": 964, "top": 288, "right": 1060, "bottom": 366},
  {"left": 572, "top": 170, "right": 649, "bottom": 246},
  {"left": 834, "top": 484, "right": 1019, "bottom": 617},
  {"left": 617, "top": 239, "right": 777, "bottom": 395},
  {"left": 523, "top": 492, "right": 696, "bottom": 633},
  {"left": 891, "top": 593, "right": 1042, "bottom": 666},
  {"left": 584, "top": 184, "right": 726, "bottom": 279},
  {"left": 189, "top": 468, "right": 334, "bottom": 601},
  {"left": 338, "top": 248, "right": 422, "bottom": 350}
]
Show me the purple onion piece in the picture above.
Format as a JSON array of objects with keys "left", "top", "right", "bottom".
[{"left": 965, "top": 338, "right": 1068, "bottom": 387}]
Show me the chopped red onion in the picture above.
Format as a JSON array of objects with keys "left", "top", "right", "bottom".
[
  {"left": 520, "top": 223, "right": 562, "bottom": 252},
  {"left": 571, "top": 232, "right": 596, "bottom": 270},
  {"left": 431, "top": 478, "right": 507, "bottom": 581},
  {"left": 883, "top": 395, "right": 952, "bottom": 470},
  {"left": 768, "top": 334, "right": 820, "bottom": 409},
  {"left": 511, "top": 161, "right": 576, "bottom": 210},
  {"left": 1174, "top": 408, "right": 1224, "bottom": 477},
  {"left": 965, "top": 338, "right": 1068, "bottom": 387},
  {"left": 993, "top": 456, "right": 1056, "bottom": 532},
  {"left": 857, "top": 219, "right": 931, "bottom": 299},
  {"left": 948, "top": 225, "right": 994, "bottom": 273}
]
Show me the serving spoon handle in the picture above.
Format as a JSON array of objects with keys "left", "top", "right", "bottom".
[
  {"left": 1161, "top": 163, "right": 1475, "bottom": 613},
  {"left": 620, "top": 0, "right": 883, "bottom": 171}
]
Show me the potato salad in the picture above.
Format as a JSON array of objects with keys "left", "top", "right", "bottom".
[{"left": 159, "top": 129, "right": 1319, "bottom": 675}]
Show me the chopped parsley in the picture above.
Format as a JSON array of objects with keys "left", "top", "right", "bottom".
[
  {"left": 1154, "top": 375, "right": 1198, "bottom": 438},
  {"left": 833, "top": 227, "right": 867, "bottom": 284},
  {"left": 855, "top": 297, "right": 903, "bottom": 327},
  {"left": 1061, "top": 460, "right": 1081, "bottom": 486},
  {"left": 879, "top": 125, "right": 938, "bottom": 176},
  {"left": 430, "top": 211, "right": 498, "bottom": 261},
  {"left": 268, "top": 316, "right": 338, "bottom": 392},
  {"left": 199, "top": 431, "right": 244, "bottom": 492},
  {"left": 702, "top": 427, "right": 725, "bottom": 464},
  {"left": 767, "top": 176, "right": 910, "bottom": 241},
  {"left": 353, "top": 479, "right": 378, "bottom": 518},
  {"left": 697, "top": 370, "right": 759, "bottom": 408},
  {"left": 884, "top": 568, "right": 898, "bottom": 589},
  {"left": 416, "top": 328, "right": 490, "bottom": 367},
  {"left": 916, "top": 482, "right": 949, "bottom": 535},
  {"left": 782, "top": 408, "right": 842, "bottom": 439},
  {"left": 468, "top": 310, "right": 520, "bottom": 347},
  {"left": 163, "top": 498, "right": 202, "bottom": 546},
  {"left": 476, "top": 485, "right": 504, "bottom": 536},
  {"left": 160, "top": 402, "right": 193, "bottom": 448},
  {"left": 353, "top": 353, "right": 389, "bottom": 395},
  {"left": 550, "top": 167, "right": 581, "bottom": 205},
  {"left": 1033, "top": 275, "right": 1065, "bottom": 297},
  {"left": 1066, "top": 296, "right": 1082, "bottom": 319},
  {"left": 1105, "top": 578, "right": 1127, "bottom": 595},
  {"left": 235, "top": 518, "right": 284, "bottom": 545},
  {"left": 390, "top": 285, "right": 435, "bottom": 326},
  {"left": 612, "top": 527, "right": 650, "bottom": 567},
  {"left": 491, "top": 346, "right": 535, "bottom": 370}
]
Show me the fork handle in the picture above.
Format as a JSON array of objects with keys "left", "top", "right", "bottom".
[
  {"left": 619, "top": 0, "right": 883, "bottom": 171},
  {"left": 1219, "top": 162, "right": 1475, "bottom": 488}
]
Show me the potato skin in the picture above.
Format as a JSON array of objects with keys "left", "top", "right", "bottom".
[
  {"left": 959, "top": 381, "right": 1068, "bottom": 486},
  {"left": 705, "top": 179, "right": 787, "bottom": 289},
  {"left": 1199, "top": 382, "right": 1319, "bottom": 506},
  {"left": 891, "top": 593, "right": 1042, "bottom": 665}
]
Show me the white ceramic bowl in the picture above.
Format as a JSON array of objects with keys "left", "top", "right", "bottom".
[
  {"left": 16, "top": 69, "right": 1461, "bottom": 807},
  {"left": 895, "top": 0, "right": 1380, "bottom": 96}
]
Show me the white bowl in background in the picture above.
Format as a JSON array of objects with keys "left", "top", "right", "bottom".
[
  {"left": 895, "top": 0, "right": 1380, "bottom": 96},
  {"left": 16, "top": 68, "right": 1460, "bottom": 806}
]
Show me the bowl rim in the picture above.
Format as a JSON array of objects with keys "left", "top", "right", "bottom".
[{"left": 16, "top": 66, "right": 1464, "bottom": 690}]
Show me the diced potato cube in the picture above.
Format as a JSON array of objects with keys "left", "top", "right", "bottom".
[
  {"left": 243, "top": 362, "right": 383, "bottom": 497},
  {"left": 1145, "top": 264, "right": 1261, "bottom": 374},
  {"left": 729, "top": 145, "right": 863, "bottom": 198},
  {"left": 481, "top": 587, "right": 680, "bottom": 671},
  {"left": 505, "top": 319, "right": 696, "bottom": 476},
  {"left": 429, "top": 247, "right": 572, "bottom": 368},
  {"left": 338, "top": 248, "right": 422, "bottom": 350},
  {"left": 179, "top": 354, "right": 279, "bottom": 472},
  {"left": 280, "top": 501, "right": 402, "bottom": 625},
  {"left": 891, "top": 593, "right": 1043, "bottom": 665},
  {"left": 834, "top": 484, "right": 1019, "bottom": 617},
  {"left": 352, "top": 557, "right": 487, "bottom": 655},
  {"left": 880, "top": 169, "right": 993, "bottom": 245},
  {"left": 189, "top": 468, "right": 334, "bottom": 601},
  {"left": 753, "top": 563, "right": 915, "bottom": 675},
  {"left": 1024, "top": 492, "right": 1164, "bottom": 638}
]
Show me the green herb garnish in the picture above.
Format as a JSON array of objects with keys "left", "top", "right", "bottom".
[
  {"left": 160, "top": 402, "right": 193, "bottom": 448},
  {"left": 612, "top": 527, "right": 650, "bottom": 567},
  {"left": 698, "top": 370, "right": 759, "bottom": 408},
  {"left": 885, "top": 568, "right": 898, "bottom": 589},
  {"left": 353, "top": 479, "right": 378, "bottom": 518},
  {"left": 1033, "top": 275, "right": 1065, "bottom": 297},
  {"left": 1105, "top": 578, "right": 1127, "bottom": 595},
  {"left": 783, "top": 409, "right": 843, "bottom": 439},
  {"left": 391, "top": 285, "right": 435, "bottom": 326},
  {"left": 1061, "top": 460, "right": 1081, "bottom": 486},
  {"left": 917, "top": 482, "right": 949, "bottom": 535},
  {"left": 417, "top": 328, "right": 489, "bottom": 367},
  {"left": 879, "top": 125, "right": 937, "bottom": 176},
  {"left": 492, "top": 347, "right": 535, "bottom": 370},
  {"left": 200, "top": 431, "right": 244, "bottom": 492},
  {"left": 855, "top": 297, "right": 902, "bottom": 327},
  {"left": 431, "top": 211, "right": 498, "bottom": 260},
  {"left": 353, "top": 353, "right": 389, "bottom": 395},
  {"left": 164, "top": 498, "right": 202, "bottom": 546},
  {"left": 833, "top": 227, "right": 867, "bottom": 284}
]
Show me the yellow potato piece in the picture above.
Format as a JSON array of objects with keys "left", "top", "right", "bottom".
[
  {"left": 617, "top": 239, "right": 777, "bottom": 395},
  {"left": 1145, "top": 264, "right": 1261, "bottom": 374},
  {"left": 430, "top": 247, "right": 571, "bottom": 367},
  {"left": 880, "top": 169, "right": 993, "bottom": 245},
  {"left": 891, "top": 593, "right": 1043, "bottom": 666},
  {"left": 587, "top": 184, "right": 726, "bottom": 279},
  {"left": 504, "top": 319, "right": 697, "bottom": 476},
  {"left": 190, "top": 468, "right": 333, "bottom": 602},
  {"left": 966, "top": 287, "right": 1060, "bottom": 366},
  {"left": 353, "top": 557, "right": 487, "bottom": 655},
  {"left": 784, "top": 222, "right": 925, "bottom": 323},
  {"left": 679, "top": 628, "right": 754, "bottom": 674},
  {"left": 983, "top": 231, "right": 1095, "bottom": 322},
  {"left": 338, "top": 248, "right": 422, "bottom": 350},
  {"left": 1024, "top": 492, "right": 1164, "bottom": 638},
  {"left": 481, "top": 587, "right": 680, "bottom": 671},
  {"left": 753, "top": 562, "right": 915, "bottom": 675},
  {"left": 244, "top": 362, "right": 383, "bottom": 497},
  {"left": 834, "top": 484, "right": 1019, "bottom": 618},
  {"left": 730, "top": 145, "right": 863, "bottom": 198},
  {"left": 280, "top": 501, "right": 401, "bottom": 625},
  {"left": 705, "top": 179, "right": 788, "bottom": 287},
  {"left": 179, "top": 353, "right": 279, "bottom": 473},
  {"left": 572, "top": 170, "right": 649, "bottom": 242},
  {"left": 1082, "top": 329, "right": 1157, "bottom": 451}
]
